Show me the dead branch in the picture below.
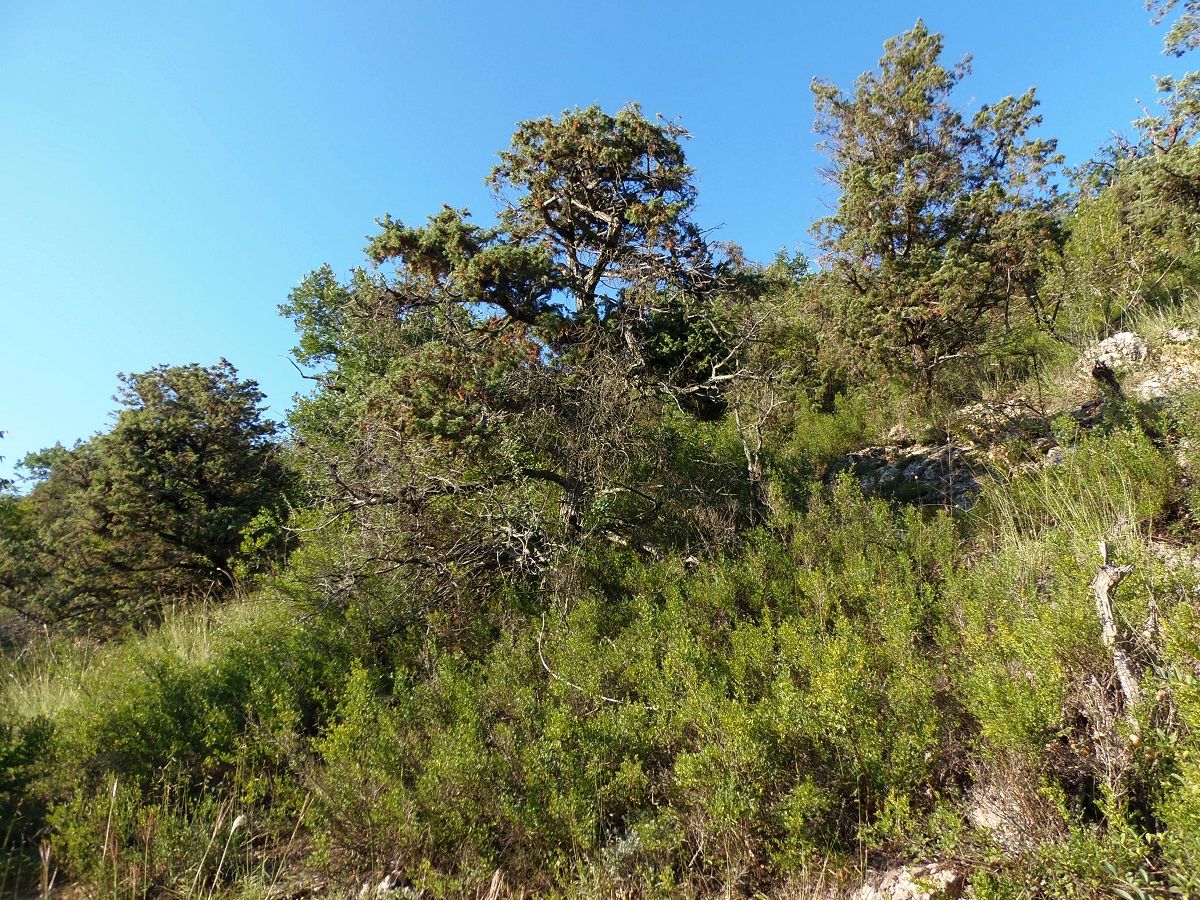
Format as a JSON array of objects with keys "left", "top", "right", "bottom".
[{"left": 1091, "top": 540, "right": 1142, "bottom": 723}]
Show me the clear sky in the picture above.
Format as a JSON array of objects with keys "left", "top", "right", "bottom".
[{"left": 0, "top": 1, "right": 1189, "bottom": 479}]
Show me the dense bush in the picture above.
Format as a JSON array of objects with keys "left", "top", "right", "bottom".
[
  {"left": 4, "top": 9, "right": 1200, "bottom": 897},
  {"left": 0, "top": 362, "right": 291, "bottom": 632},
  {"left": 0, "top": 598, "right": 349, "bottom": 897}
]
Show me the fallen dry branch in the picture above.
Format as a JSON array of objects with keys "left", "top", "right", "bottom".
[{"left": 1091, "top": 540, "right": 1142, "bottom": 720}]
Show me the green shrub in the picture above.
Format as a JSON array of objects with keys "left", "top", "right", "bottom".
[
  {"left": 1, "top": 597, "right": 347, "bottom": 895},
  {"left": 0, "top": 715, "right": 53, "bottom": 892}
]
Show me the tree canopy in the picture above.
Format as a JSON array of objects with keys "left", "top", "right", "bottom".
[
  {"left": 811, "top": 20, "right": 1062, "bottom": 394},
  {"left": 1149, "top": 0, "right": 1200, "bottom": 56},
  {"left": 11, "top": 12, "right": 1200, "bottom": 898},
  {"left": 0, "top": 361, "right": 289, "bottom": 630},
  {"left": 281, "top": 106, "right": 769, "bottom": 640}
]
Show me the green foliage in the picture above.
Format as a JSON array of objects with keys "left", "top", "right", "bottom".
[
  {"left": 282, "top": 105, "right": 766, "bottom": 628},
  {"left": 1149, "top": 0, "right": 1200, "bottom": 57},
  {"left": 1049, "top": 1, "right": 1200, "bottom": 341},
  {"left": 290, "top": 485, "right": 958, "bottom": 892},
  {"left": 0, "top": 715, "right": 52, "bottom": 887},
  {"left": 0, "top": 361, "right": 290, "bottom": 630},
  {"left": 978, "top": 424, "right": 1175, "bottom": 546},
  {"left": 10, "top": 15, "right": 1200, "bottom": 898},
  {"left": 1052, "top": 143, "right": 1200, "bottom": 337},
  {"left": 812, "top": 21, "right": 1062, "bottom": 396},
  {"left": 1, "top": 597, "right": 347, "bottom": 896},
  {"left": 48, "top": 779, "right": 234, "bottom": 899},
  {"left": 954, "top": 426, "right": 1174, "bottom": 747}
]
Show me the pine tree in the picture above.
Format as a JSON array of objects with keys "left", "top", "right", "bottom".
[{"left": 812, "top": 21, "right": 1061, "bottom": 395}]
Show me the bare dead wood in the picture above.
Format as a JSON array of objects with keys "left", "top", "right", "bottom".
[{"left": 1091, "top": 541, "right": 1142, "bottom": 720}]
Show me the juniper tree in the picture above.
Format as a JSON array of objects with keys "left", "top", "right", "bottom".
[
  {"left": 0, "top": 361, "right": 289, "bottom": 629},
  {"left": 1048, "top": 4, "right": 1200, "bottom": 333},
  {"left": 811, "top": 21, "right": 1062, "bottom": 395},
  {"left": 284, "top": 106, "right": 762, "bottom": 632}
]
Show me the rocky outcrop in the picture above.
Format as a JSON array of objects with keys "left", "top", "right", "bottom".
[
  {"left": 957, "top": 397, "right": 1050, "bottom": 446},
  {"left": 1149, "top": 538, "right": 1200, "bottom": 573},
  {"left": 832, "top": 326, "right": 1200, "bottom": 509},
  {"left": 836, "top": 442, "right": 985, "bottom": 508},
  {"left": 849, "top": 863, "right": 965, "bottom": 900},
  {"left": 1088, "top": 331, "right": 1150, "bottom": 371},
  {"left": 966, "top": 757, "right": 1067, "bottom": 854},
  {"left": 1080, "top": 327, "right": 1200, "bottom": 400},
  {"left": 1135, "top": 357, "right": 1200, "bottom": 400}
]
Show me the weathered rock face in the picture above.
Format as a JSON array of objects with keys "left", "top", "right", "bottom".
[
  {"left": 1089, "top": 331, "right": 1150, "bottom": 370},
  {"left": 1149, "top": 538, "right": 1200, "bottom": 574},
  {"left": 835, "top": 442, "right": 984, "bottom": 508},
  {"left": 1075, "top": 321, "right": 1200, "bottom": 396},
  {"left": 957, "top": 396, "right": 1049, "bottom": 446},
  {"left": 831, "top": 327, "right": 1200, "bottom": 510},
  {"left": 356, "top": 872, "right": 421, "bottom": 898},
  {"left": 848, "top": 863, "right": 965, "bottom": 900},
  {"left": 1135, "top": 356, "right": 1200, "bottom": 400},
  {"left": 965, "top": 761, "right": 1067, "bottom": 855},
  {"left": 1080, "top": 326, "right": 1200, "bottom": 400}
]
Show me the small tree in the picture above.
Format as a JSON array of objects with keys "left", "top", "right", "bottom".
[
  {"left": 0, "top": 361, "right": 289, "bottom": 629},
  {"left": 811, "top": 21, "right": 1061, "bottom": 395},
  {"left": 283, "top": 106, "right": 763, "bottom": 635},
  {"left": 1047, "top": 4, "right": 1200, "bottom": 334}
]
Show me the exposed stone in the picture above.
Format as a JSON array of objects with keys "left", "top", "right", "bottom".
[
  {"left": 1134, "top": 359, "right": 1200, "bottom": 400},
  {"left": 957, "top": 396, "right": 1048, "bottom": 445},
  {"left": 1178, "top": 438, "right": 1195, "bottom": 470},
  {"left": 356, "top": 872, "right": 417, "bottom": 898},
  {"left": 849, "top": 863, "right": 965, "bottom": 900},
  {"left": 1149, "top": 539, "right": 1200, "bottom": 573},
  {"left": 1043, "top": 446, "right": 1067, "bottom": 467},
  {"left": 832, "top": 324, "right": 1200, "bottom": 510},
  {"left": 1070, "top": 396, "right": 1107, "bottom": 427},
  {"left": 966, "top": 764, "right": 1066, "bottom": 854},
  {"left": 1089, "top": 331, "right": 1150, "bottom": 370},
  {"left": 883, "top": 422, "right": 915, "bottom": 445},
  {"left": 836, "top": 442, "right": 984, "bottom": 508}
]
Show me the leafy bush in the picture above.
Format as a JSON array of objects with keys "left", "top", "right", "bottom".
[{"left": 0, "top": 597, "right": 347, "bottom": 895}]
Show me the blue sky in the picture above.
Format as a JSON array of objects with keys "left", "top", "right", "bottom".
[{"left": 0, "top": 1, "right": 1189, "bottom": 478}]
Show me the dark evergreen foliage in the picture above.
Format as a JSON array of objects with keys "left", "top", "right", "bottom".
[
  {"left": 5, "top": 11, "right": 1200, "bottom": 897},
  {"left": 812, "top": 21, "right": 1062, "bottom": 395},
  {"left": 0, "top": 361, "right": 289, "bottom": 630}
]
